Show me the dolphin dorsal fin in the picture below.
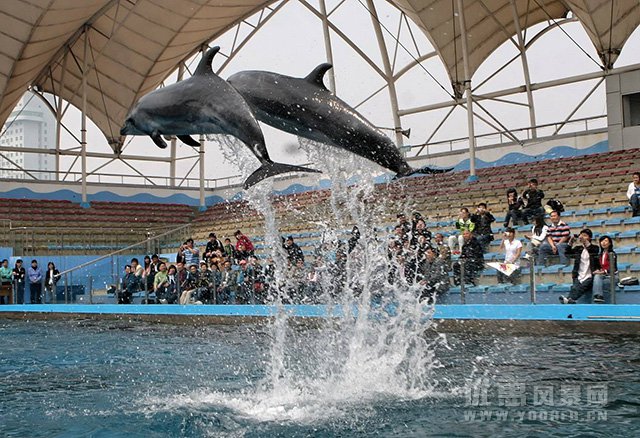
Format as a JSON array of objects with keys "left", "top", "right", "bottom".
[
  {"left": 305, "top": 63, "right": 332, "bottom": 89},
  {"left": 194, "top": 46, "right": 221, "bottom": 76}
]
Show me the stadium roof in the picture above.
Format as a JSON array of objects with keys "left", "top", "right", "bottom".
[{"left": 1, "top": 0, "right": 639, "bottom": 150}]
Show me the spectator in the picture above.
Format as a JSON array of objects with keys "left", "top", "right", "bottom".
[
  {"left": 283, "top": 236, "right": 304, "bottom": 264},
  {"left": 348, "top": 226, "right": 361, "bottom": 254},
  {"left": 452, "top": 230, "right": 484, "bottom": 286},
  {"left": 181, "top": 238, "right": 200, "bottom": 266},
  {"left": 234, "top": 230, "right": 254, "bottom": 255},
  {"left": 497, "top": 227, "right": 523, "bottom": 284},
  {"left": 626, "top": 172, "right": 640, "bottom": 217},
  {"left": 176, "top": 261, "right": 188, "bottom": 293},
  {"left": 176, "top": 242, "right": 186, "bottom": 265},
  {"left": 396, "top": 213, "right": 411, "bottom": 238},
  {"left": 12, "top": 260, "right": 25, "bottom": 305},
  {"left": 223, "top": 238, "right": 235, "bottom": 261},
  {"left": 559, "top": 228, "right": 600, "bottom": 304},
  {"left": 153, "top": 262, "right": 168, "bottom": 300},
  {"left": 411, "top": 218, "right": 432, "bottom": 248},
  {"left": 537, "top": 210, "right": 571, "bottom": 265},
  {"left": 44, "top": 262, "right": 60, "bottom": 304},
  {"left": 218, "top": 260, "right": 238, "bottom": 304},
  {"left": 448, "top": 208, "right": 475, "bottom": 252},
  {"left": 28, "top": 260, "right": 43, "bottom": 304},
  {"left": 433, "top": 233, "right": 451, "bottom": 269},
  {"left": 592, "top": 235, "right": 617, "bottom": 304},
  {"left": 142, "top": 255, "right": 153, "bottom": 294},
  {"left": 503, "top": 188, "right": 524, "bottom": 228},
  {"left": 523, "top": 216, "right": 549, "bottom": 261},
  {"left": 179, "top": 264, "right": 200, "bottom": 305},
  {"left": 235, "top": 243, "right": 252, "bottom": 262},
  {"left": 471, "top": 202, "right": 495, "bottom": 251},
  {"left": 411, "top": 211, "right": 423, "bottom": 235},
  {"left": 521, "top": 178, "right": 545, "bottom": 224},
  {"left": 204, "top": 233, "right": 224, "bottom": 263},
  {"left": 0, "top": 259, "right": 11, "bottom": 305},
  {"left": 119, "top": 265, "right": 136, "bottom": 304},
  {"left": 418, "top": 247, "right": 450, "bottom": 303},
  {"left": 157, "top": 264, "right": 179, "bottom": 304},
  {"left": 237, "top": 260, "right": 255, "bottom": 304}
]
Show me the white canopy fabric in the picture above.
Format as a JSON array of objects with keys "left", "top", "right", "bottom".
[{"left": 0, "top": 0, "right": 638, "bottom": 149}]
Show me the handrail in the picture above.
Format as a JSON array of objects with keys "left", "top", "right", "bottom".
[{"left": 57, "top": 222, "right": 191, "bottom": 277}]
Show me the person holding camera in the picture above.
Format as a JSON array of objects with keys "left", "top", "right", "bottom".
[
  {"left": 471, "top": 202, "right": 495, "bottom": 251},
  {"left": 559, "top": 228, "right": 600, "bottom": 304}
]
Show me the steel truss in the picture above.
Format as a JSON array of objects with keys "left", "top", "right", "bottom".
[{"left": 0, "top": 0, "right": 634, "bottom": 195}]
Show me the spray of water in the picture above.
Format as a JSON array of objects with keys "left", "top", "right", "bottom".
[{"left": 147, "top": 136, "right": 452, "bottom": 424}]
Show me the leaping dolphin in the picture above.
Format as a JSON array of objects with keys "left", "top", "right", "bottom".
[
  {"left": 120, "top": 46, "right": 320, "bottom": 189},
  {"left": 227, "top": 64, "right": 451, "bottom": 179}
]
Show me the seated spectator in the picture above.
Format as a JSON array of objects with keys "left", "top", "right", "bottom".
[
  {"left": 521, "top": 178, "right": 545, "bottom": 224},
  {"left": 236, "top": 243, "right": 252, "bottom": 263},
  {"left": 592, "top": 235, "right": 617, "bottom": 304},
  {"left": 418, "top": 247, "right": 450, "bottom": 303},
  {"left": 156, "top": 264, "right": 179, "bottom": 304},
  {"left": 348, "top": 226, "right": 361, "bottom": 254},
  {"left": 433, "top": 233, "right": 451, "bottom": 269},
  {"left": 119, "top": 265, "right": 135, "bottom": 304},
  {"left": 503, "top": 188, "right": 524, "bottom": 228},
  {"left": 411, "top": 218, "right": 432, "bottom": 248},
  {"left": 223, "top": 238, "right": 236, "bottom": 262},
  {"left": 204, "top": 233, "right": 224, "bottom": 263},
  {"left": 235, "top": 230, "right": 255, "bottom": 256},
  {"left": 236, "top": 260, "right": 255, "bottom": 304},
  {"left": 180, "top": 238, "right": 200, "bottom": 266},
  {"left": 627, "top": 172, "right": 640, "bottom": 217},
  {"left": 396, "top": 213, "right": 411, "bottom": 239},
  {"left": 179, "top": 264, "right": 202, "bottom": 305},
  {"left": 537, "top": 210, "right": 571, "bottom": 265},
  {"left": 497, "top": 227, "right": 523, "bottom": 284},
  {"left": 523, "top": 216, "right": 548, "bottom": 261},
  {"left": 559, "top": 229, "right": 600, "bottom": 304},
  {"left": 471, "top": 202, "right": 495, "bottom": 251},
  {"left": 448, "top": 208, "right": 475, "bottom": 252},
  {"left": 44, "top": 262, "right": 60, "bottom": 304},
  {"left": 131, "top": 257, "right": 144, "bottom": 288},
  {"left": 218, "top": 260, "right": 238, "bottom": 304},
  {"left": 283, "top": 236, "right": 305, "bottom": 264},
  {"left": 153, "top": 262, "right": 168, "bottom": 297},
  {"left": 452, "top": 230, "right": 484, "bottom": 286}
]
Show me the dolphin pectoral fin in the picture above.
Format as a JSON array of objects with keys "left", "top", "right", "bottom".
[
  {"left": 397, "top": 166, "right": 454, "bottom": 179},
  {"left": 244, "top": 162, "right": 321, "bottom": 189},
  {"left": 305, "top": 63, "right": 333, "bottom": 90},
  {"left": 178, "top": 135, "right": 201, "bottom": 147},
  {"left": 150, "top": 131, "right": 168, "bottom": 149}
]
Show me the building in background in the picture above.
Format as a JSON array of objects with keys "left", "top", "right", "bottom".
[{"left": 0, "top": 92, "right": 56, "bottom": 180}]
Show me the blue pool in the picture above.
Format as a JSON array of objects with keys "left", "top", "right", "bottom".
[{"left": 1, "top": 317, "right": 639, "bottom": 437}]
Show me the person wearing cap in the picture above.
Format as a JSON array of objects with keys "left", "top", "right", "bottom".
[
  {"left": 27, "top": 260, "right": 43, "bottom": 304},
  {"left": 12, "top": 259, "right": 25, "bottom": 304},
  {"left": 559, "top": 228, "right": 600, "bottom": 304}
]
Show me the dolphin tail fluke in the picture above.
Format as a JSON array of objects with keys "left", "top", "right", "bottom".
[{"left": 244, "top": 162, "right": 321, "bottom": 189}]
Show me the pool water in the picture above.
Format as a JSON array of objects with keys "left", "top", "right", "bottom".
[{"left": 1, "top": 318, "right": 639, "bottom": 437}]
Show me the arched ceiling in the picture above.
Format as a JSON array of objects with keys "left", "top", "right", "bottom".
[{"left": 0, "top": 0, "right": 639, "bottom": 150}]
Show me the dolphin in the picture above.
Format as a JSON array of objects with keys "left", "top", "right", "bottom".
[
  {"left": 227, "top": 63, "right": 452, "bottom": 179},
  {"left": 120, "top": 46, "right": 320, "bottom": 189}
]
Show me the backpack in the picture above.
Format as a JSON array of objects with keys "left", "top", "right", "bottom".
[
  {"left": 546, "top": 198, "right": 565, "bottom": 213},
  {"left": 618, "top": 276, "right": 639, "bottom": 287}
]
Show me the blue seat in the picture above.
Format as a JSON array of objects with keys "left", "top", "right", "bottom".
[
  {"left": 552, "top": 283, "right": 572, "bottom": 293},
  {"left": 536, "top": 283, "right": 556, "bottom": 292},
  {"left": 625, "top": 216, "right": 640, "bottom": 225},
  {"left": 541, "top": 264, "right": 564, "bottom": 273},
  {"left": 617, "top": 262, "right": 631, "bottom": 271},
  {"left": 561, "top": 265, "right": 574, "bottom": 273},
  {"left": 616, "top": 246, "right": 635, "bottom": 255},
  {"left": 585, "top": 219, "right": 604, "bottom": 227},
  {"left": 591, "top": 207, "right": 610, "bottom": 215},
  {"left": 604, "top": 218, "right": 623, "bottom": 226},
  {"left": 609, "top": 205, "right": 628, "bottom": 214},
  {"left": 574, "top": 209, "right": 592, "bottom": 216},
  {"left": 618, "top": 230, "right": 639, "bottom": 238},
  {"left": 630, "top": 263, "right": 640, "bottom": 272}
]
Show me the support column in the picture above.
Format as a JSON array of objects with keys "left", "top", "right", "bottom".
[
  {"left": 55, "top": 53, "right": 68, "bottom": 182},
  {"left": 199, "top": 134, "right": 206, "bottom": 212},
  {"left": 456, "top": 0, "right": 477, "bottom": 182},
  {"left": 80, "top": 27, "right": 90, "bottom": 208},
  {"left": 510, "top": 0, "right": 537, "bottom": 138},
  {"left": 366, "top": 0, "right": 404, "bottom": 149},
  {"left": 318, "top": 0, "right": 336, "bottom": 93},
  {"left": 170, "top": 64, "right": 185, "bottom": 186}
]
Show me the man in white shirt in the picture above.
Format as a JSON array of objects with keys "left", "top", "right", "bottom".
[
  {"left": 559, "top": 228, "right": 600, "bottom": 304},
  {"left": 626, "top": 172, "right": 640, "bottom": 217},
  {"left": 497, "top": 227, "right": 523, "bottom": 284}
]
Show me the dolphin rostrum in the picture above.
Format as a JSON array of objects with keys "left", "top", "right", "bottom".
[
  {"left": 120, "top": 46, "right": 320, "bottom": 189},
  {"left": 227, "top": 63, "right": 451, "bottom": 178}
]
